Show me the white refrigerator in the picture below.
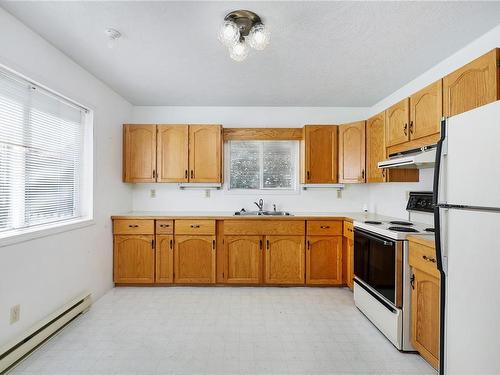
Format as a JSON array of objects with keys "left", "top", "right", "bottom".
[{"left": 434, "top": 100, "right": 500, "bottom": 374}]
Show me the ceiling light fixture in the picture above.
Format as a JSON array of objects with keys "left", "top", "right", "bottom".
[
  {"left": 105, "top": 28, "right": 121, "bottom": 49},
  {"left": 218, "top": 10, "right": 270, "bottom": 62}
]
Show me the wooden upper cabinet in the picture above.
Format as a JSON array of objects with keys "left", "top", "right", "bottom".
[
  {"left": 189, "top": 125, "right": 222, "bottom": 183},
  {"left": 113, "top": 235, "right": 155, "bottom": 283},
  {"left": 225, "top": 236, "right": 262, "bottom": 284},
  {"left": 410, "top": 80, "right": 442, "bottom": 140},
  {"left": 174, "top": 235, "right": 216, "bottom": 284},
  {"left": 338, "top": 121, "right": 366, "bottom": 183},
  {"left": 157, "top": 125, "right": 189, "bottom": 182},
  {"left": 303, "top": 125, "right": 338, "bottom": 183},
  {"left": 265, "top": 236, "right": 305, "bottom": 285},
  {"left": 443, "top": 48, "right": 500, "bottom": 117},
  {"left": 306, "top": 236, "right": 342, "bottom": 285},
  {"left": 123, "top": 125, "right": 157, "bottom": 182},
  {"left": 385, "top": 98, "right": 410, "bottom": 147},
  {"left": 366, "top": 112, "right": 386, "bottom": 183}
]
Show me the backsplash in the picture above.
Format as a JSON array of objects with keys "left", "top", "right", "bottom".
[{"left": 131, "top": 168, "right": 433, "bottom": 217}]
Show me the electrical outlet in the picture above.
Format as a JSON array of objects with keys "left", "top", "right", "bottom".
[
  {"left": 204, "top": 189, "right": 210, "bottom": 198},
  {"left": 10, "top": 304, "right": 20, "bottom": 324},
  {"left": 150, "top": 189, "right": 156, "bottom": 198}
]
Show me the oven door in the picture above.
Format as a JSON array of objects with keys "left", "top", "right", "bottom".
[{"left": 354, "top": 228, "right": 403, "bottom": 308}]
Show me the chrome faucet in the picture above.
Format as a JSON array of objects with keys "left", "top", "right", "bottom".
[{"left": 254, "top": 198, "right": 264, "bottom": 212}]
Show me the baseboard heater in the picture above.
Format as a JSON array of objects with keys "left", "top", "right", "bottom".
[{"left": 0, "top": 292, "right": 91, "bottom": 374}]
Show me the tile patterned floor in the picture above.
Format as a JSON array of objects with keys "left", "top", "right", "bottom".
[{"left": 8, "top": 287, "right": 436, "bottom": 375}]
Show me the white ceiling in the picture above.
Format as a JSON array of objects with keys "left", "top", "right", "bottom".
[{"left": 2, "top": 1, "right": 500, "bottom": 107}]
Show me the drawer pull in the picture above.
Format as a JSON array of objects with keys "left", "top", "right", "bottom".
[
  {"left": 190, "top": 224, "right": 201, "bottom": 228},
  {"left": 128, "top": 224, "right": 139, "bottom": 228},
  {"left": 159, "top": 224, "right": 170, "bottom": 228},
  {"left": 422, "top": 255, "right": 436, "bottom": 263},
  {"left": 320, "top": 225, "right": 330, "bottom": 229}
]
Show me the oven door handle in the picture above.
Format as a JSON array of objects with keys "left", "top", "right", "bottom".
[{"left": 355, "top": 229, "right": 394, "bottom": 246}]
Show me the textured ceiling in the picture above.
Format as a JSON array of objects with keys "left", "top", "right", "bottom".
[{"left": 2, "top": 1, "right": 500, "bottom": 106}]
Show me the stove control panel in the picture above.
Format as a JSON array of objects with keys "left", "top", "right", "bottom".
[{"left": 406, "top": 191, "right": 434, "bottom": 213}]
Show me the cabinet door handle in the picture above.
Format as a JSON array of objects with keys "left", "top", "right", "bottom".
[
  {"left": 259, "top": 240, "right": 263, "bottom": 250},
  {"left": 153, "top": 170, "right": 156, "bottom": 179},
  {"left": 307, "top": 240, "right": 310, "bottom": 250},
  {"left": 320, "top": 225, "right": 330, "bottom": 229},
  {"left": 190, "top": 224, "right": 200, "bottom": 228},
  {"left": 361, "top": 169, "right": 365, "bottom": 180},
  {"left": 409, "top": 120, "right": 414, "bottom": 134},
  {"left": 382, "top": 168, "right": 386, "bottom": 179},
  {"left": 266, "top": 240, "right": 270, "bottom": 250},
  {"left": 190, "top": 170, "right": 194, "bottom": 179},
  {"left": 422, "top": 255, "right": 436, "bottom": 263},
  {"left": 410, "top": 274, "right": 415, "bottom": 290},
  {"left": 151, "top": 239, "right": 155, "bottom": 249},
  {"left": 404, "top": 123, "right": 408, "bottom": 136},
  {"left": 307, "top": 171, "right": 310, "bottom": 181},
  {"left": 185, "top": 170, "right": 188, "bottom": 179},
  {"left": 212, "top": 240, "right": 216, "bottom": 250},
  {"left": 169, "top": 239, "right": 173, "bottom": 249}
]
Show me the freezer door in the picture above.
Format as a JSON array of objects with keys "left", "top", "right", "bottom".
[
  {"left": 442, "top": 100, "right": 500, "bottom": 208},
  {"left": 444, "top": 209, "right": 500, "bottom": 374}
]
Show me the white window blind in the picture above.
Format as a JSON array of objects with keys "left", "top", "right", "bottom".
[
  {"left": 229, "top": 140, "right": 298, "bottom": 190},
  {"left": 0, "top": 69, "right": 88, "bottom": 233}
]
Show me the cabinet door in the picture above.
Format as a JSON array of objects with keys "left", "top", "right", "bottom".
[
  {"left": 303, "top": 125, "right": 338, "bottom": 183},
  {"left": 264, "top": 236, "right": 305, "bottom": 284},
  {"left": 189, "top": 125, "right": 222, "bottom": 182},
  {"left": 410, "top": 80, "right": 442, "bottom": 140},
  {"left": 338, "top": 121, "right": 366, "bottom": 183},
  {"left": 443, "top": 49, "right": 499, "bottom": 117},
  {"left": 346, "top": 237, "right": 354, "bottom": 289},
  {"left": 156, "top": 235, "right": 174, "bottom": 283},
  {"left": 123, "top": 125, "right": 157, "bottom": 182},
  {"left": 225, "top": 236, "right": 262, "bottom": 284},
  {"left": 411, "top": 268, "right": 440, "bottom": 369},
  {"left": 306, "top": 236, "right": 342, "bottom": 285},
  {"left": 174, "top": 235, "right": 216, "bottom": 283},
  {"left": 113, "top": 235, "right": 155, "bottom": 283},
  {"left": 385, "top": 99, "right": 410, "bottom": 147},
  {"left": 366, "top": 112, "right": 386, "bottom": 183},
  {"left": 157, "top": 125, "right": 189, "bottom": 182}
]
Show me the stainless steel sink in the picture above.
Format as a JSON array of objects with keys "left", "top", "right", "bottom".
[{"left": 234, "top": 210, "right": 292, "bottom": 216}]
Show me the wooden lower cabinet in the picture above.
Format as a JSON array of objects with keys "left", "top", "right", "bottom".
[
  {"left": 156, "top": 235, "right": 174, "bottom": 283},
  {"left": 113, "top": 235, "right": 155, "bottom": 283},
  {"left": 225, "top": 236, "right": 262, "bottom": 284},
  {"left": 174, "top": 235, "right": 216, "bottom": 284},
  {"left": 306, "top": 236, "right": 342, "bottom": 285},
  {"left": 411, "top": 268, "right": 440, "bottom": 369},
  {"left": 344, "top": 237, "right": 354, "bottom": 289},
  {"left": 265, "top": 236, "right": 305, "bottom": 284}
]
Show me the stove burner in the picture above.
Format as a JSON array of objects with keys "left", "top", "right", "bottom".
[
  {"left": 425, "top": 228, "right": 435, "bottom": 233},
  {"left": 388, "top": 226, "right": 419, "bottom": 233},
  {"left": 364, "top": 221, "right": 382, "bottom": 224},
  {"left": 389, "top": 221, "right": 413, "bottom": 226}
]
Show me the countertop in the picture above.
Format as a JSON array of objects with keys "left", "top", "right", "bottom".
[{"left": 111, "top": 211, "right": 399, "bottom": 223}]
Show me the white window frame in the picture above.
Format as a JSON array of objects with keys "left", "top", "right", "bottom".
[
  {"left": 0, "top": 64, "right": 94, "bottom": 247},
  {"left": 225, "top": 140, "right": 300, "bottom": 195}
]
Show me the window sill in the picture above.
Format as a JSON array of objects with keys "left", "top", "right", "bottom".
[{"left": 0, "top": 217, "right": 95, "bottom": 248}]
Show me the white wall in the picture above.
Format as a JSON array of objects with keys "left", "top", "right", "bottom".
[{"left": 0, "top": 8, "right": 132, "bottom": 346}]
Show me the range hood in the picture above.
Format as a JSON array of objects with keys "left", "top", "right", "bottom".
[{"left": 378, "top": 145, "right": 436, "bottom": 169}]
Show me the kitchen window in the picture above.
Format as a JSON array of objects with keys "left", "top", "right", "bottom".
[
  {"left": 228, "top": 140, "right": 299, "bottom": 191},
  {"left": 0, "top": 67, "right": 92, "bottom": 240}
]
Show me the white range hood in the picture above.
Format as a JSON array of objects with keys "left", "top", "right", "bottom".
[{"left": 378, "top": 146, "right": 436, "bottom": 169}]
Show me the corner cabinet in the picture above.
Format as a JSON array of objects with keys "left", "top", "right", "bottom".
[
  {"left": 123, "top": 124, "right": 222, "bottom": 183},
  {"left": 302, "top": 125, "right": 338, "bottom": 183},
  {"left": 338, "top": 121, "right": 366, "bottom": 183},
  {"left": 123, "top": 125, "right": 157, "bottom": 183},
  {"left": 443, "top": 48, "right": 500, "bottom": 117}
]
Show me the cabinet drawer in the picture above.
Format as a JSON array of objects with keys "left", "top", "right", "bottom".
[
  {"left": 224, "top": 220, "right": 305, "bottom": 235},
  {"left": 409, "top": 241, "right": 439, "bottom": 277},
  {"left": 156, "top": 220, "right": 174, "bottom": 234},
  {"left": 343, "top": 221, "right": 354, "bottom": 240},
  {"left": 175, "top": 220, "right": 216, "bottom": 235},
  {"left": 113, "top": 219, "right": 154, "bottom": 234},
  {"left": 307, "top": 220, "right": 343, "bottom": 236}
]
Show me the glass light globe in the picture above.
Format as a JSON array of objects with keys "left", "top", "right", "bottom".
[
  {"left": 218, "top": 20, "right": 240, "bottom": 47},
  {"left": 248, "top": 23, "right": 270, "bottom": 50},
  {"left": 229, "top": 39, "right": 249, "bottom": 62}
]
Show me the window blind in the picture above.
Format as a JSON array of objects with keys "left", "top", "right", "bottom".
[{"left": 0, "top": 69, "right": 86, "bottom": 233}]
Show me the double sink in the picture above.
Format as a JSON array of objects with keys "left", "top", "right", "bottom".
[{"left": 234, "top": 210, "right": 292, "bottom": 216}]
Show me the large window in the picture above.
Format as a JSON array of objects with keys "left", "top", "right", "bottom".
[
  {"left": 0, "top": 68, "right": 92, "bottom": 236},
  {"left": 228, "top": 140, "right": 298, "bottom": 190}
]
